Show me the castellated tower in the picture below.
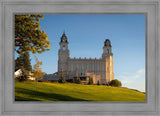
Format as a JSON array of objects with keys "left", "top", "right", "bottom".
[
  {"left": 102, "top": 39, "right": 114, "bottom": 83},
  {"left": 58, "top": 32, "right": 70, "bottom": 74}
]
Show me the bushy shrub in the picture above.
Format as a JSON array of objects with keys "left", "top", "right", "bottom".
[
  {"left": 48, "top": 80, "right": 56, "bottom": 83},
  {"left": 38, "top": 80, "right": 43, "bottom": 82},
  {"left": 38, "top": 80, "right": 47, "bottom": 82},
  {"left": 66, "top": 79, "right": 73, "bottom": 82},
  {"left": 72, "top": 78, "right": 81, "bottom": 84},
  {"left": 109, "top": 79, "right": 122, "bottom": 87}
]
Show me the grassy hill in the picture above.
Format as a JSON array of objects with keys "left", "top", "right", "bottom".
[{"left": 15, "top": 81, "right": 145, "bottom": 101}]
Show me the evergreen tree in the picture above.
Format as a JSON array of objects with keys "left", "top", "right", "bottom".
[
  {"left": 88, "top": 77, "right": 93, "bottom": 85},
  {"left": 17, "top": 67, "right": 29, "bottom": 82},
  {"left": 97, "top": 80, "right": 100, "bottom": 85},
  {"left": 61, "top": 76, "right": 66, "bottom": 83},
  {"left": 15, "top": 51, "right": 32, "bottom": 72},
  {"left": 22, "top": 52, "right": 32, "bottom": 71},
  {"left": 77, "top": 77, "right": 81, "bottom": 84},
  {"left": 59, "top": 70, "right": 66, "bottom": 83},
  {"left": 15, "top": 56, "right": 23, "bottom": 71},
  {"left": 72, "top": 78, "right": 76, "bottom": 83}
]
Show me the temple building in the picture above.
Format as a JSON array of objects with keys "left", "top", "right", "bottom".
[{"left": 43, "top": 32, "right": 114, "bottom": 84}]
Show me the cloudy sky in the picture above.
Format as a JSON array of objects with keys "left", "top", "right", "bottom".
[{"left": 17, "top": 14, "right": 146, "bottom": 92}]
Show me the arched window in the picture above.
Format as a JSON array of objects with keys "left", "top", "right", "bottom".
[
  {"left": 76, "top": 64, "right": 79, "bottom": 69},
  {"left": 87, "top": 63, "right": 89, "bottom": 70},
  {"left": 65, "top": 65, "right": 67, "bottom": 70},
  {"left": 102, "top": 64, "right": 104, "bottom": 71},
  {"left": 92, "top": 64, "right": 94, "bottom": 71},
  {"left": 82, "top": 64, "right": 84, "bottom": 70},
  {"left": 107, "top": 49, "right": 109, "bottom": 54},
  {"left": 71, "top": 64, "right": 73, "bottom": 71},
  {"left": 97, "top": 65, "right": 99, "bottom": 71},
  {"left": 101, "top": 74, "right": 104, "bottom": 79},
  {"left": 61, "top": 65, "right": 63, "bottom": 71}
]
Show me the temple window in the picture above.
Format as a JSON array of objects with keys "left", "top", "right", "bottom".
[
  {"left": 87, "top": 64, "right": 89, "bottom": 70},
  {"left": 71, "top": 64, "right": 73, "bottom": 71},
  {"left": 82, "top": 64, "right": 84, "bottom": 70},
  {"left": 102, "top": 74, "right": 104, "bottom": 79},
  {"left": 92, "top": 64, "right": 94, "bottom": 71},
  {"left": 61, "top": 65, "right": 63, "bottom": 71},
  {"left": 107, "top": 49, "right": 109, "bottom": 54},
  {"left": 65, "top": 65, "right": 67, "bottom": 70},
  {"left": 102, "top": 64, "right": 104, "bottom": 71},
  {"left": 97, "top": 65, "right": 99, "bottom": 71},
  {"left": 76, "top": 64, "right": 79, "bottom": 69}
]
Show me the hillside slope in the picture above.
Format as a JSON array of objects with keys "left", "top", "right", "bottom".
[{"left": 15, "top": 81, "right": 145, "bottom": 101}]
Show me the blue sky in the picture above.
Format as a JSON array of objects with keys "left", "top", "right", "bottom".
[{"left": 17, "top": 14, "right": 146, "bottom": 92}]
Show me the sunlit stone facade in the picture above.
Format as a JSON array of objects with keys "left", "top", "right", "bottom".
[{"left": 58, "top": 32, "right": 114, "bottom": 84}]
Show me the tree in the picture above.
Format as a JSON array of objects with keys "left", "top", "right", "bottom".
[
  {"left": 77, "top": 77, "right": 81, "bottom": 84},
  {"left": 59, "top": 70, "right": 66, "bottom": 83},
  {"left": 60, "top": 76, "right": 66, "bottom": 83},
  {"left": 17, "top": 68, "right": 29, "bottom": 82},
  {"left": 15, "top": 51, "right": 32, "bottom": 71},
  {"left": 109, "top": 79, "right": 122, "bottom": 87},
  {"left": 22, "top": 52, "right": 32, "bottom": 71},
  {"left": 33, "top": 56, "right": 45, "bottom": 92},
  {"left": 97, "top": 80, "right": 100, "bottom": 85},
  {"left": 88, "top": 77, "right": 93, "bottom": 85},
  {"left": 15, "top": 56, "right": 23, "bottom": 71},
  {"left": 15, "top": 15, "right": 51, "bottom": 54},
  {"left": 72, "top": 78, "right": 76, "bottom": 83}
]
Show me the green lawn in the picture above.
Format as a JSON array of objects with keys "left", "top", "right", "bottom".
[{"left": 15, "top": 81, "right": 145, "bottom": 101}]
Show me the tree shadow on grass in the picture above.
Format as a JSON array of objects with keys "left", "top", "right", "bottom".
[
  {"left": 15, "top": 96, "right": 40, "bottom": 101},
  {"left": 15, "top": 87, "right": 88, "bottom": 101}
]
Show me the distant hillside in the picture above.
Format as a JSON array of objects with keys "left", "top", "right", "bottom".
[{"left": 15, "top": 81, "right": 145, "bottom": 101}]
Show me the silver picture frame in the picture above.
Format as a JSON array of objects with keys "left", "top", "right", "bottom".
[{"left": 0, "top": 0, "right": 159, "bottom": 116}]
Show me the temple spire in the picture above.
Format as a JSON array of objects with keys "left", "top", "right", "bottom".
[
  {"left": 63, "top": 30, "right": 65, "bottom": 34},
  {"left": 60, "top": 31, "right": 68, "bottom": 43}
]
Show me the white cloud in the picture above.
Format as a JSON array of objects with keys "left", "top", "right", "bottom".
[
  {"left": 119, "top": 68, "right": 145, "bottom": 79},
  {"left": 134, "top": 68, "right": 145, "bottom": 79},
  {"left": 117, "top": 68, "right": 145, "bottom": 92}
]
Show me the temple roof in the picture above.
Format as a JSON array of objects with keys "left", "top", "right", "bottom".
[
  {"left": 60, "top": 32, "right": 68, "bottom": 43},
  {"left": 104, "top": 39, "right": 112, "bottom": 47}
]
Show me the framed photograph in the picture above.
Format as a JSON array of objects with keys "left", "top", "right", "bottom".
[
  {"left": 0, "top": 0, "right": 159, "bottom": 116},
  {"left": 14, "top": 14, "right": 146, "bottom": 102}
]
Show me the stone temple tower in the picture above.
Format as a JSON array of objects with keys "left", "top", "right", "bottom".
[
  {"left": 58, "top": 32, "right": 70, "bottom": 73},
  {"left": 102, "top": 39, "right": 114, "bottom": 83}
]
